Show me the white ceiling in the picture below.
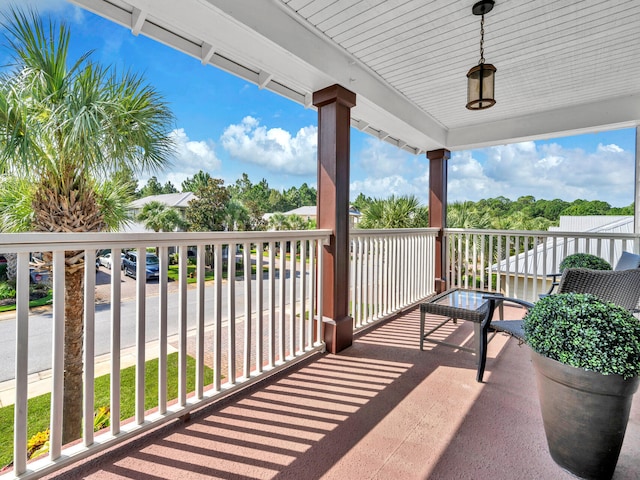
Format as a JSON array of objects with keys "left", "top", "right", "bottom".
[{"left": 71, "top": 0, "right": 640, "bottom": 155}]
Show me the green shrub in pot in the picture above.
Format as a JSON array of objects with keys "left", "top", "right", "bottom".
[
  {"left": 559, "top": 253, "right": 612, "bottom": 272},
  {"left": 524, "top": 292, "right": 640, "bottom": 378},
  {"left": 523, "top": 292, "right": 640, "bottom": 479}
]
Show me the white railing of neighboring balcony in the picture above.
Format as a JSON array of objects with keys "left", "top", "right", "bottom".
[
  {"left": 445, "top": 228, "right": 640, "bottom": 302},
  {"left": 0, "top": 229, "right": 329, "bottom": 479},
  {"left": 349, "top": 228, "right": 438, "bottom": 329}
]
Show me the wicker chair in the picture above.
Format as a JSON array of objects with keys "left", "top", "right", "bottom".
[
  {"left": 487, "top": 267, "right": 640, "bottom": 342},
  {"left": 543, "top": 251, "right": 640, "bottom": 297}
]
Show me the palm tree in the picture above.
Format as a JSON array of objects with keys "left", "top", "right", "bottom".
[
  {"left": 137, "top": 201, "right": 185, "bottom": 233},
  {"left": 267, "top": 212, "right": 290, "bottom": 231},
  {"left": 359, "top": 195, "right": 429, "bottom": 229},
  {"left": 221, "top": 198, "right": 250, "bottom": 231},
  {"left": 285, "top": 213, "right": 310, "bottom": 230},
  {"left": 447, "top": 201, "right": 491, "bottom": 229},
  {"left": 0, "top": 9, "right": 175, "bottom": 443}
]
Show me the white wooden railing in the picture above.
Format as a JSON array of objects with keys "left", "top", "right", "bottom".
[
  {"left": 445, "top": 228, "right": 640, "bottom": 302},
  {"left": 0, "top": 230, "right": 329, "bottom": 479},
  {"left": 6, "top": 225, "right": 636, "bottom": 478},
  {"left": 349, "top": 228, "right": 438, "bottom": 329}
]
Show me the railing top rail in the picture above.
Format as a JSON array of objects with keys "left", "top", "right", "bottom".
[
  {"left": 350, "top": 227, "right": 439, "bottom": 237},
  {"left": 444, "top": 228, "right": 640, "bottom": 239},
  {"left": 0, "top": 229, "right": 332, "bottom": 253}
]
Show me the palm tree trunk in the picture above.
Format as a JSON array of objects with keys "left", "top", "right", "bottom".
[
  {"left": 62, "top": 265, "right": 84, "bottom": 445},
  {"left": 33, "top": 177, "right": 104, "bottom": 444},
  {"left": 4, "top": 253, "right": 17, "bottom": 282}
]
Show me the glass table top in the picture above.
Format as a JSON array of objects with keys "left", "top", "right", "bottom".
[{"left": 432, "top": 289, "right": 489, "bottom": 311}]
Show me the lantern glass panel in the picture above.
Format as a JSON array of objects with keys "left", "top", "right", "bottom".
[{"left": 466, "top": 64, "right": 496, "bottom": 110}]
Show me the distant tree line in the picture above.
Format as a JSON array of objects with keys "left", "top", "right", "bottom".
[
  {"left": 135, "top": 169, "right": 635, "bottom": 233},
  {"left": 135, "top": 171, "right": 317, "bottom": 232},
  {"left": 351, "top": 194, "right": 634, "bottom": 230}
]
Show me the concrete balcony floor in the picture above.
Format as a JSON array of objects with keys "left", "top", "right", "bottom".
[{"left": 45, "top": 304, "right": 639, "bottom": 480}]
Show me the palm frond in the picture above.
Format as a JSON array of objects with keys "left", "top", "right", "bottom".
[{"left": 0, "top": 175, "right": 34, "bottom": 232}]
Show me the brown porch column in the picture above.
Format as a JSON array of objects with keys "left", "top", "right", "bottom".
[
  {"left": 313, "top": 84, "right": 356, "bottom": 354},
  {"left": 427, "top": 148, "right": 451, "bottom": 293}
]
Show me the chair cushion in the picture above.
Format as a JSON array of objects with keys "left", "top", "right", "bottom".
[
  {"left": 491, "top": 320, "right": 525, "bottom": 340},
  {"left": 614, "top": 251, "right": 640, "bottom": 271}
]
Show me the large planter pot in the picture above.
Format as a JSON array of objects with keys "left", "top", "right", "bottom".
[{"left": 531, "top": 351, "right": 639, "bottom": 480}]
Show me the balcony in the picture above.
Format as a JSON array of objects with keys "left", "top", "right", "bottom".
[{"left": 1, "top": 228, "right": 639, "bottom": 479}]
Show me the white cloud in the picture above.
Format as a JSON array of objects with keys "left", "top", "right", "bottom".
[
  {"left": 350, "top": 137, "right": 431, "bottom": 202},
  {"left": 220, "top": 116, "right": 317, "bottom": 175},
  {"left": 598, "top": 143, "right": 623, "bottom": 153},
  {"left": 139, "top": 128, "right": 221, "bottom": 189},
  {"left": 351, "top": 175, "right": 420, "bottom": 200},
  {"left": 349, "top": 138, "right": 634, "bottom": 207},
  {"left": 445, "top": 141, "right": 634, "bottom": 205},
  {"left": 357, "top": 138, "right": 412, "bottom": 178}
]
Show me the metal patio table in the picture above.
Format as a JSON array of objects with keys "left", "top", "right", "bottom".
[{"left": 420, "top": 288, "right": 503, "bottom": 382}]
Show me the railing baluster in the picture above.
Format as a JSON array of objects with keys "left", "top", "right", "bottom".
[
  {"left": 227, "top": 243, "right": 236, "bottom": 383},
  {"left": 214, "top": 243, "right": 223, "bottom": 391},
  {"left": 158, "top": 246, "right": 168, "bottom": 413},
  {"left": 308, "top": 240, "right": 315, "bottom": 349},
  {"left": 13, "top": 252, "right": 30, "bottom": 475},
  {"left": 479, "top": 234, "right": 485, "bottom": 290},
  {"left": 316, "top": 239, "right": 324, "bottom": 343},
  {"left": 523, "top": 235, "right": 530, "bottom": 300},
  {"left": 289, "top": 238, "right": 297, "bottom": 357},
  {"left": 495, "top": 234, "right": 502, "bottom": 293},
  {"left": 178, "top": 246, "right": 187, "bottom": 405},
  {"left": 49, "top": 250, "right": 65, "bottom": 460},
  {"left": 377, "top": 236, "right": 382, "bottom": 315},
  {"left": 83, "top": 249, "right": 96, "bottom": 446},
  {"left": 350, "top": 237, "right": 357, "bottom": 323},
  {"left": 110, "top": 248, "right": 122, "bottom": 434},
  {"left": 363, "top": 236, "right": 370, "bottom": 323},
  {"left": 268, "top": 241, "right": 276, "bottom": 367},
  {"left": 243, "top": 241, "right": 252, "bottom": 378},
  {"left": 256, "top": 242, "right": 264, "bottom": 371},
  {"left": 357, "top": 236, "right": 363, "bottom": 326},
  {"left": 196, "top": 244, "right": 205, "bottom": 398},
  {"left": 278, "top": 241, "right": 286, "bottom": 362},
  {"left": 299, "top": 238, "right": 307, "bottom": 351},
  {"left": 135, "top": 248, "right": 147, "bottom": 423}
]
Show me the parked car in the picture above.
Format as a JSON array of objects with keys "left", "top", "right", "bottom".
[
  {"left": 29, "top": 268, "right": 50, "bottom": 284},
  {"left": 98, "top": 251, "right": 125, "bottom": 270},
  {"left": 122, "top": 251, "right": 160, "bottom": 280}
]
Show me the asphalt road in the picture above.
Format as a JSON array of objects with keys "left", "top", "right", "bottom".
[{"left": 0, "top": 266, "right": 301, "bottom": 382}]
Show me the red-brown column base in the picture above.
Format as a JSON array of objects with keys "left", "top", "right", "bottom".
[{"left": 322, "top": 315, "right": 354, "bottom": 354}]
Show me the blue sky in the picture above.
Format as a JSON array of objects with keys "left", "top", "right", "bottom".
[{"left": 2, "top": 1, "right": 636, "bottom": 207}]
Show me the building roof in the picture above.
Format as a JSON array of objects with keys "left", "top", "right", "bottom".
[
  {"left": 130, "top": 192, "right": 196, "bottom": 210},
  {"left": 494, "top": 216, "right": 634, "bottom": 275},
  {"left": 263, "top": 205, "right": 361, "bottom": 220},
  {"left": 285, "top": 206, "right": 316, "bottom": 217}
]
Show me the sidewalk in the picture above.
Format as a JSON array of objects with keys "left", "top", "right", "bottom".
[{"left": 0, "top": 341, "right": 178, "bottom": 408}]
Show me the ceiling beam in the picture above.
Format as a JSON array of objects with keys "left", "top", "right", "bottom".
[{"left": 447, "top": 94, "right": 640, "bottom": 151}]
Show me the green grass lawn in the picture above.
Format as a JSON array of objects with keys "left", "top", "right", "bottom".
[
  {"left": 0, "top": 291, "right": 53, "bottom": 313},
  {"left": 167, "top": 264, "right": 215, "bottom": 283},
  {"left": 0, "top": 353, "right": 214, "bottom": 468},
  {"left": 166, "top": 262, "right": 265, "bottom": 284}
]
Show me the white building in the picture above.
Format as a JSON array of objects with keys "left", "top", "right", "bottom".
[
  {"left": 263, "top": 205, "right": 362, "bottom": 228},
  {"left": 493, "top": 216, "right": 634, "bottom": 298},
  {"left": 129, "top": 192, "right": 196, "bottom": 219}
]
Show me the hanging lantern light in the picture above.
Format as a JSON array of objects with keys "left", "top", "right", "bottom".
[{"left": 466, "top": 0, "right": 496, "bottom": 110}]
